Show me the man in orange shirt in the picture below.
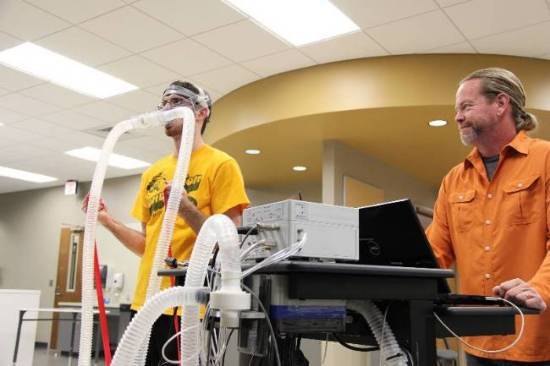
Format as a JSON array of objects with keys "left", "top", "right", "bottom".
[{"left": 427, "top": 68, "right": 549, "bottom": 365}]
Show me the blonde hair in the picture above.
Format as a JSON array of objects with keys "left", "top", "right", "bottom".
[{"left": 461, "top": 67, "right": 537, "bottom": 131}]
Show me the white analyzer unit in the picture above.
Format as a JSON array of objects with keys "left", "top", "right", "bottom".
[{"left": 242, "top": 200, "right": 359, "bottom": 261}]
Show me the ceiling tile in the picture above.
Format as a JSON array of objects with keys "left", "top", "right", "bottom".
[
  {"left": 0, "top": 137, "right": 16, "bottom": 151},
  {"left": 73, "top": 101, "right": 135, "bottom": 123},
  {"left": 142, "top": 38, "right": 232, "bottom": 75},
  {"left": 243, "top": 49, "right": 315, "bottom": 78},
  {"left": 21, "top": 83, "right": 94, "bottom": 108},
  {"left": 193, "top": 20, "right": 289, "bottom": 62},
  {"left": 132, "top": 0, "right": 245, "bottom": 36},
  {"left": 367, "top": 10, "right": 465, "bottom": 54},
  {"left": 99, "top": 55, "right": 179, "bottom": 87},
  {"left": 0, "top": 86, "right": 9, "bottom": 96},
  {"left": 80, "top": 6, "right": 183, "bottom": 52},
  {"left": 106, "top": 89, "right": 160, "bottom": 112},
  {"left": 471, "top": 21, "right": 550, "bottom": 58},
  {"left": 0, "top": 65, "right": 44, "bottom": 91},
  {"left": 0, "top": 93, "right": 60, "bottom": 115},
  {"left": 26, "top": 130, "right": 105, "bottom": 152},
  {"left": 0, "top": 31, "right": 21, "bottom": 51},
  {"left": 445, "top": 0, "right": 550, "bottom": 39},
  {"left": 0, "top": 0, "right": 69, "bottom": 40},
  {"left": 427, "top": 41, "right": 476, "bottom": 53},
  {"left": 435, "top": 0, "right": 471, "bottom": 7},
  {"left": 36, "top": 26, "right": 131, "bottom": 66},
  {"left": 0, "top": 125, "right": 46, "bottom": 143},
  {"left": 0, "top": 106, "right": 27, "bottom": 124},
  {"left": 300, "top": 32, "right": 388, "bottom": 64},
  {"left": 192, "top": 64, "right": 259, "bottom": 94},
  {"left": 26, "top": 0, "right": 126, "bottom": 24},
  {"left": 0, "top": 144, "right": 51, "bottom": 163},
  {"left": 10, "top": 118, "right": 74, "bottom": 138},
  {"left": 41, "top": 110, "right": 106, "bottom": 130},
  {"left": 332, "top": 0, "right": 438, "bottom": 28}
]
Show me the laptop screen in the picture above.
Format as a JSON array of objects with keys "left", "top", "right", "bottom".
[{"left": 357, "top": 198, "right": 450, "bottom": 294}]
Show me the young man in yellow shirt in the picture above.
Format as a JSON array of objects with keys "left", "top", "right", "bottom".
[
  {"left": 86, "top": 80, "right": 249, "bottom": 365},
  {"left": 427, "top": 68, "right": 549, "bottom": 365}
]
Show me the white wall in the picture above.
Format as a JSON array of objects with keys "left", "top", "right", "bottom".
[{"left": 0, "top": 175, "right": 142, "bottom": 343}]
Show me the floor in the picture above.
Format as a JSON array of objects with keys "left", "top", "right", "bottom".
[{"left": 33, "top": 346, "right": 105, "bottom": 366}]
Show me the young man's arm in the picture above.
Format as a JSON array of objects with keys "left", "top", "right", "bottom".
[{"left": 83, "top": 197, "right": 146, "bottom": 256}]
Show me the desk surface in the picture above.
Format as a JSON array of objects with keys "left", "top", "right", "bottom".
[
  {"left": 159, "top": 260, "right": 454, "bottom": 279},
  {"left": 19, "top": 308, "right": 109, "bottom": 314}
]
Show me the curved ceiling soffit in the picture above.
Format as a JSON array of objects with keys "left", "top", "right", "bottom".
[{"left": 207, "top": 54, "right": 550, "bottom": 144}]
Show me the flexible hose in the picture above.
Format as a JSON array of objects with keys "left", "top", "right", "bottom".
[
  {"left": 181, "top": 214, "right": 250, "bottom": 366},
  {"left": 111, "top": 286, "right": 209, "bottom": 366},
  {"left": 79, "top": 120, "right": 134, "bottom": 366},
  {"left": 135, "top": 107, "right": 196, "bottom": 365},
  {"left": 348, "top": 301, "right": 408, "bottom": 366},
  {"left": 78, "top": 107, "right": 192, "bottom": 366}
]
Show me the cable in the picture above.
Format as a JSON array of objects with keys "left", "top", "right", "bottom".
[
  {"left": 240, "top": 240, "right": 272, "bottom": 260},
  {"left": 241, "top": 283, "right": 282, "bottom": 366},
  {"left": 160, "top": 324, "right": 199, "bottom": 364},
  {"left": 433, "top": 296, "right": 525, "bottom": 354},
  {"left": 380, "top": 304, "right": 389, "bottom": 366},
  {"left": 219, "top": 329, "right": 235, "bottom": 366},
  {"left": 321, "top": 334, "right": 329, "bottom": 365},
  {"left": 332, "top": 332, "right": 379, "bottom": 352},
  {"left": 242, "top": 233, "right": 307, "bottom": 278},
  {"left": 240, "top": 224, "right": 258, "bottom": 248}
]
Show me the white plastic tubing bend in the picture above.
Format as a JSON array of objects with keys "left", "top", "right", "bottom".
[
  {"left": 78, "top": 107, "right": 194, "bottom": 366},
  {"left": 111, "top": 286, "right": 210, "bottom": 366},
  {"left": 181, "top": 214, "right": 251, "bottom": 366},
  {"left": 348, "top": 301, "right": 409, "bottom": 366}
]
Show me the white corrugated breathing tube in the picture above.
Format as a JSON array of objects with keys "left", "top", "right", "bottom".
[{"left": 78, "top": 107, "right": 195, "bottom": 366}]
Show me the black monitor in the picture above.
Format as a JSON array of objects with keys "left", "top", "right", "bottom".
[{"left": 357, "top": 198, "right": 450, "bottom": 294}]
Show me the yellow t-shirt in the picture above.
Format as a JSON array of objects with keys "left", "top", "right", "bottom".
[{"left": 130, "top": 144, "right": 250, "bottom": 311}]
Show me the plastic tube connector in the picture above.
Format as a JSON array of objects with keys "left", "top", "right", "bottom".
[{"left": 129, "top": 106, "right": 195, "bottom": 129}]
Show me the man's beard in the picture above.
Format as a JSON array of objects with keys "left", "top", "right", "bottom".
[{"left": 460, "top": 127, "right": 478, "bottom": 146}]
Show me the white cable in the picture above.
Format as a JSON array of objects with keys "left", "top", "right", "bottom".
[
  {"left": 160, "top": 324, "right": 200, "bottom": 364},
  {"left": 240, "top": 240, "right": 270, "bottom": 260},
  {"left": 241, "top": 284, "right": 282, "bottom": 366},
  {"left": 380, "top": 305, "right": 389, "bottom": 366},
  {"left": 321, "top": 334, "right": 329, "bottom": 365},
  {"left": 433, "top": 297, "right": 525, "bottom": 354},
  {"left": 241, "top": 233, "right": 307, "bottom": 278}
]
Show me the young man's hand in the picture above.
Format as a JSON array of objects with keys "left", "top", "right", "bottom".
[{"left": 82, "top": 194, "right": 112, "bottom": 226}]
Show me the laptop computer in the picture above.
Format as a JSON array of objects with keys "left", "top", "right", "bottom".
[
  {"left": 357, "top": 198, "right": 451, "bottom": 294},
  {"left": 356, "top": 199, "right": 506, "bottom": 305}
]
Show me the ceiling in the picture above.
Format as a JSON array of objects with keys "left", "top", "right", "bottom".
[{"left": 1, "top": 0, "right": 550, "bottom": 194}]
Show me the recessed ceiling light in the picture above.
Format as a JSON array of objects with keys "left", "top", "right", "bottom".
[
  {"left": 245, "top": 149, "right": 261, "bottom": 155},
  {"left": 0, "top": 166, "right": 57, "bottom": 183},
  {"left": 223, "top": 0, "right": 359, "bottom": 46},
  {"left": 0, "top": 43, "right": 137, "bottom": 98},
  {"left": 0, "top": 122, "right": 4, "bottom": 127},
  {"left": 65, "top": 147, "right": 150, "bottom": 170},
  {"left": 429, "top": 120, "right": 447, "bottom": 127},
  {"left": 293, "top": 166, "right": 307, "bottom": 172}
]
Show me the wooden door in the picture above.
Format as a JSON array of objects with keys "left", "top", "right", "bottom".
[{"left": 50, "top": 227, "right": 83, "bottom": 348}]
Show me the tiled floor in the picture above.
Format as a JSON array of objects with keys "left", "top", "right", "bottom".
[{"left": 33, "top": 347, "right": 105, "bottom": 366}]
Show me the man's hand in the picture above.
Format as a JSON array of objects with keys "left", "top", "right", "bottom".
[
  {"left": 493, "top": 278, "right": 547, "bottom": 311},
  {"left": 82, "top": 194, "right": 111, "bottom": 226},
  {"left": 164, "top": 183, "right": 194, "bottom": 212}
]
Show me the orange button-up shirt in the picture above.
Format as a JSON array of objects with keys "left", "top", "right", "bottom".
[{"left": 427, "top": 131, "right": 550, "bottom": 362}]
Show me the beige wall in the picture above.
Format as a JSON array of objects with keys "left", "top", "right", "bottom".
[{"left": 322, "top": 140, "right": 436, "bottom": 207}]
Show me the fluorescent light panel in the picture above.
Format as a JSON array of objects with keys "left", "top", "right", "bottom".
[
  {"left": 65, "top": 147, "right": 150, "bottom": 170},
  {"left": 0, "top": 166, "right": 57, "bottom": 183},
  {"left": 223, "top": 0, "right": 359, "bottom": 46},
  {"left": 0, "top": 43, "right": 137, "bottom": 98}
]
